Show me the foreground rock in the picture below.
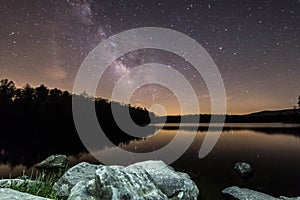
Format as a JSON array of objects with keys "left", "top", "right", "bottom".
[
  {"left": 234, "top": 162, "right": 254, "bottom": 177},
  {"left": 222, "top": 186, "right": 300, "bottom": 200},
  {"left": 130, "top": 160, "right": 199, "bottom": 198},
  {"left": 53, "top": 162, "right": 102, "bottom": 197},
  {"left": 53, "top": 160, "right": 199, "bottom": 200},
  {"left": 0, "top": 188, "right": 51, "bottom": 200},
  {"left": 280, "top": 197, "right": 300, "bottom": 200},
  {"left": 0, "top": 179, "right": 40, "bottom": 188},
  {"left": 35, "top": 154, "right": 68, "bottom": 170},
  {"left": 92, "top": 165, "right": 167, "bottom": 199}
]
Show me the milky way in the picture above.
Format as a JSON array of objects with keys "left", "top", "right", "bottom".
[{"left": 0, "top": 0, "right": 299, "bottom": 114}]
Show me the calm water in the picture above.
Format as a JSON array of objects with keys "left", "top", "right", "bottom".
[{"left": 1, "top": 123, "right": 300, "bottom": 199}]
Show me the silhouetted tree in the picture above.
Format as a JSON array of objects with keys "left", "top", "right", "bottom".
[
  {"left": 13, "top": 88, "right": 23, "bottom": 103},
  {"left": 22, "top": 84, "right": 35, "bottom": 104},
  {"left": 35, "top": 84, "right": 49, "bottom": 104},
  {"left": 0, "top": 78, "right": 154, "bottom": 167},
  {"left": 50, "top": 88, "right": 62, "bottom": 98},
  {"left": 0, "top": 79, "right": 15, "bottom": 105},
  {"left": 48, "top": 88, "right": 62, "bottom": 104},
  {"left": 61, "top": 90, "right": 71, "bottom": 105}
]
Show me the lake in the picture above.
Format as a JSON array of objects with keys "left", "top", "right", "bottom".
[{"left": 1, "top": 123, "right": 300, "bottom": 199}]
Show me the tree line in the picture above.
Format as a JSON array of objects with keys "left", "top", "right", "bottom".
[{"left": 0, "top": 79, "right": 154, "bottom": 167}]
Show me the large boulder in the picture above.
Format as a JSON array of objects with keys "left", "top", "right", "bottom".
[
  {"left": 129, "top": 160, "right": 199, "bottom": 199},
  {"left": 53, "top": 162, "right": 102, "bottom": 197},
  {"left": 68, "top": 181, "right": 95, "bottom": 200},
  {"left": 92, "top": 165, "right": 167, "bottom": 199},
  {"left": 222, "top": 186, "right": 300, "bottom": 200},
  {"left": 53, "top": 160, "right": 199, "bottom": 200},
  {"left": 0, "top": 188, "right": 51, "bottom": 200},
  {"left": 35, "top": 154, "right": 68, "bottom": 170},
  {"left": 234, "top": 162, "right": 254, "bottom": 177}
]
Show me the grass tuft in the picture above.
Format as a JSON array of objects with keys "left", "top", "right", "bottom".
[{"left": 1, "top": 169, "right": 68, "bottom": 200}]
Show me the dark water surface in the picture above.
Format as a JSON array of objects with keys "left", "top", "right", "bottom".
[{"left": 1, "top": 123, "right": 300, "bottom": 199}]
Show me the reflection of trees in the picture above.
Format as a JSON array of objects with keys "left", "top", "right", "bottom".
[
  {"left": 0, "top": 79, "right": 153, "bottom": 167},
  {"left": 157, "top": 125, "right": 300, "bottom": 138}
]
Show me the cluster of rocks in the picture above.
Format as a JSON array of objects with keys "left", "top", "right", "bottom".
[
  {"left": 0, "top": 155, "right": 199, "bottom": 200},
  {"left": 53, "top": 160, "right": 199, "bottom": 200},
  {"left": 223, "top": 161, "right": 300, "bottom": 200},
  {"left": 1, "top": 156, "right": 300, "bottom": 200}
]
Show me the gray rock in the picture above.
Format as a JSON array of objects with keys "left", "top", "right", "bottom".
[
  {"left": 93, "top": 165, "right": 168, "bottom": 200},
  {"left": 17, "top": 175, "right": 31, "bottom": 180},
  {"left": 130, "top": 160, "right": 199, "bottom": 199},
  {"left": 280, "top": 197, "right": 300, "bottom": 200},
  {"left": 35, "top": 154, "right": 68, "bottom": 170},
  {"left": 0, "top": 179, "right": 41, "bottom": 188},
  {"left": 223, "top": 186, "right": 277, "bottom": 200},
  {"left": 86, "top": 179, "right": 97, "bottom": 196},
  {"left": 53, "top": 162, "right": 103, "bottom": 197},
  {"left": 222, "top": 186, "right": 300, "bottom": 200},
  {"left": 0, "top": 188, "right": 51, "bottom": 200},
  {"left": 55, "top": 160, "right": 199, "bottom": 200},
  {"left": 67, "top": 181, "right": 95, "bottom": 200},
  {"left": 234, "top": 162, "right": 254, "bottom": 177}
]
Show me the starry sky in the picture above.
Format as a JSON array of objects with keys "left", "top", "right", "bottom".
[{"left": 0, "top": 0, "right": 299, "bottom": 115}]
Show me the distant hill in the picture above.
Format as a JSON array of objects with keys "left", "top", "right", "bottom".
[
  {"left": 155, "top": 108, "right": 300, "bottom": 124},
  {"left": 248, "top": 108, "right": 300, "bottom": 117},
  {"left": 235, "top": 108, "right": 300, "bottom": 123}
]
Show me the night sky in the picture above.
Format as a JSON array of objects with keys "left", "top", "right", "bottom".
[{"left": 0, "top": 0, "right": 299, "bottom": 114}]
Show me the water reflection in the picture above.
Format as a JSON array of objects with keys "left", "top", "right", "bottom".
[
  {"left": 72, "top": 124, "right": 300, "bottom": 198},
  {"left": 0, "top": 164, "right": 28, "bottom": 178},
  {"left": 1, "top": 124, "right": 300, "bottom": 199}
]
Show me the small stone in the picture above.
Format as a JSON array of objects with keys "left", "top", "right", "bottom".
[
  {"left": 35, "top": 154, "right": 68, "bottom": 170},
  {"left": 222, "top": 186, "right": 300, "bottom": 200},
  {"left": 280, "top": 197, "right": 300, "bottom": 200},
  {"left": 234, "top": 162, "right": 254, "bottom": 177}
]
